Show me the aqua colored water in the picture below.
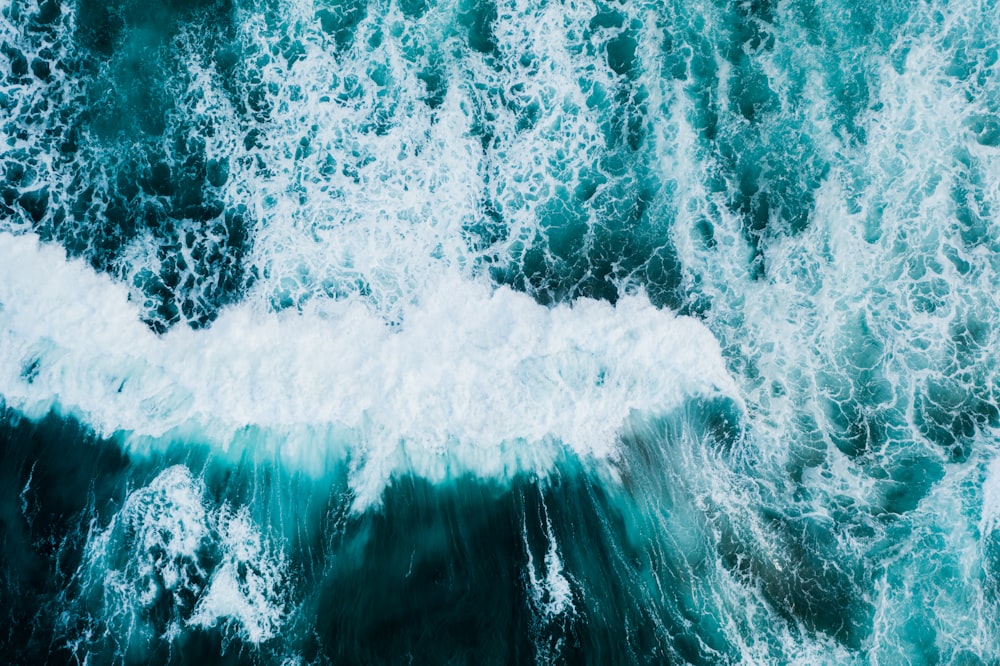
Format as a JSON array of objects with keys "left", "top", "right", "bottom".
[{"left": 2, "top": 0, "right": 1000, "bottom": 663}]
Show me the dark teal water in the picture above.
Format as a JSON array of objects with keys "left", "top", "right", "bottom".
[{"left": 3, "top": 0, "right": 1000, "bottom": 663}]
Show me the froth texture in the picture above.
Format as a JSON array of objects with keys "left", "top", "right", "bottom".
[
  {"left": 0, "top": 232, "right": 736, "bottom": 506},
  {"left": 3, "top": 0, "right": 1000, "bottom": 662}
]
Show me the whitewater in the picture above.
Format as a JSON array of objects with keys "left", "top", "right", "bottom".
[
  {"left": 0, "top": 231, "right": 736, "bottom": 508},
  {"left": 2, "top": 0, "right": 1000, "bottom": 663}
]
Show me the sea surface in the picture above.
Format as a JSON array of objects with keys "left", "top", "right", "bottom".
[{"left": 2, "top": 0, "right": 1000, "bottom": 663}]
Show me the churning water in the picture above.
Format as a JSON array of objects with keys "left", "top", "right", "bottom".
[{"left": 2, "top": 0, "right": 1000, "bottom": 663}]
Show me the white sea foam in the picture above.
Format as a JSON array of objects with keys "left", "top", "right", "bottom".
[
  {"left": 981, "top": 456, "right": 1000, "bottom": 537},
  {"left": 133, "top": 0, "right": 634, "bottom": 324},
  {"left": 661, "top": 0, "right": 1000, "bottom": 659},
  {"left": 0, "top": 231, "right": 737, "bottom": 508},
  {"left": 0, "top": 0, "right": 736, "bottom": 513},
  {"left": 189, "top": 506, "right": 288, "bottom": 643},
  {"left": 0, "top": 0, "right": 728, "bottom": 513},
  {"left": 523, "top": 502, "right": 574, "bottom": 620},
  {"left": 76, "top": 466, "right": 287, "bottom": 648}
]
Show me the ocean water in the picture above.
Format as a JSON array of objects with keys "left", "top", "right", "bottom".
[{"left": 1, "top": 0, "right": 999, "bottom": 662}]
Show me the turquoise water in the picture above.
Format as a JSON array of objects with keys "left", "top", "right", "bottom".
[{"left": 2, "top": 0, "right": 1000, "bottom": 663}]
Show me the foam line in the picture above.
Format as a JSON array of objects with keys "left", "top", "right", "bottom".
[{"left": 0, "top": 232, "right": 737, "bottom": 507}]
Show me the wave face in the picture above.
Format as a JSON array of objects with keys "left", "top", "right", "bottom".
[{"left": 2, "top": 0, "right": 1000, "bottom": 663}]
